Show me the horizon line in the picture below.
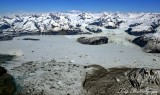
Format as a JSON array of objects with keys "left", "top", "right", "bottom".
[{"left": 0, "top": 10, "right": 160, "bottom": 15}]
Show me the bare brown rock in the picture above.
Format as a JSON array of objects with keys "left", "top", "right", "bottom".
[
  {"left": 77, "top": 36, "right": 108, "bottom": 45},
  {"left": 83, "top": 65, "right": 160, "bottom": 95}
]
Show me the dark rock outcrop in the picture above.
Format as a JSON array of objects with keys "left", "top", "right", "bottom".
[
  {"left": 0, "top": 67, "right": 7, "bottom": 76},
  {"left": 77, "top": 36, "right": 108, "bottom": 45},
  {"left": 125, "top": 27, "right": 156, "bottom": 36},
  {"left": 41, "top": 29, "right": 82, "bottom": 35},
  {"left": 151, "top": 22, "right": 160, "bottom": 29},
  {"left": 0, "top": 54, "right": 15, "bottom": 64},
  {"left": 129, "top": 23, "right": 142, "bottom": 27},
  {"left": 143, "top": 40, "right": 160, "bottom": 53},
  {"left": 89, "top": 22, "right": 103, "bottom": 26},
  {"left": 105, "top": 25, "right": 117, "bottom": 29},
  {"left": 0, "top": 66, "right": 16, "bottom": 95},
  {"left": 132, "top": 33, "right": 160, "bottom": 53},
  {"left": 125, "top": 23, "right": 157, "bottom": 36},
  {"left": 132, "top": 36, "right": 148, "bottom": 47},
  {"left": 22, "top": 38, "right": 40, "bottom": 41},
  {"left": 85, "top": 26, "right": 102, "bottom": 33},
  {"left": 0, "top": 35, "right": 13, "bottom": 41},
  {"left": 0, "top": 24, "right": 11, "bottom": 30},
  {"left": 83, "top": 65, "right": 160, "bottom": 95}
]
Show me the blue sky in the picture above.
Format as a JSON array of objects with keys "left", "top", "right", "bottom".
[{"left": 0, "top": 0, "right": 160, "bottom": 13}]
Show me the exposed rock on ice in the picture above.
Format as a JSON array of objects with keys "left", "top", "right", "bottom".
[
  {"left": 132, "top": 36, "right": 148, "bottom": 47},
  {"left": 125, "top": 25, "right": 156, "bottom": 36},
  {"left": 89, "top": 21, "right": 103, "bottom": 26},
  {"left": 22, "top": 38, "right": 40, "bottom": 41},
  {"left": 0, "top": 54, "right": 15, "bottom": 63},
  {"left": 143, "top": 33, "right": 160, "bottom": 53},
  {"left": 129, "top": 23, "right": 142, "bottom": 27},
  {"left": 0, "top": 23, "right": 11, "bottom": 30},
  {"left": 0, "top": 34, "right": 13, "bottom": 41},
  {"left": 133, "top": 33, "right": 160, "bottom": 53},
  {"left": 77, "top": 36, "right": 108, "bottom": 45},
  {"left": 85, "top": 25, "right": 102, "bottom": 33},
  {"left": 124, "top": 13, "right": 160, "bottom": 36}
]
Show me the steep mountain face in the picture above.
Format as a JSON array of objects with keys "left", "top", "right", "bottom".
[{"left": 0, "top": 12, "right": 160, "bottom": 36}]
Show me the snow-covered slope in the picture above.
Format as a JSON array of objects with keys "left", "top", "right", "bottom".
[{"left": 0, "top": 12, "right": 160, "bottom": 36}]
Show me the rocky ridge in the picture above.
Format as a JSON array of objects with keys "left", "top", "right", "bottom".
[{"left": 84, "top": 65, "right": 160, "bottom": 95}]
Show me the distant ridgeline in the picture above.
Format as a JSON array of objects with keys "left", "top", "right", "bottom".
[
  {"left": 0, "top": 12, "right": 159, "bottom": 36},
  {"left": 0, "top": 12, "right": 160, "bottom": 53}
]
